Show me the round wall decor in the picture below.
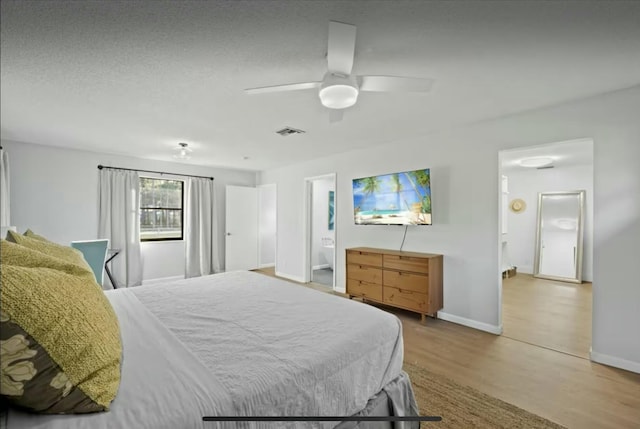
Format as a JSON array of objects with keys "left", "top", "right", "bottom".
[{"left": 510, "top": 198, "right": 527, "bottom": 213}]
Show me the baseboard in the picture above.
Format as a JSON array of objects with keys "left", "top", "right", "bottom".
[
  {"left": 590, "top": 348, "right": 640, "bottom": 374},
  {"left": 334, "top": 285, "right": 346, "bottom": 294},
  {"left": 142, "top": 275, "right": 184, "bottom": 285},
  {"left": 275, "top": 271, "right": 306, "bottom": 283},
  {"left": 517, "top": 265, "right": 533, "bottom": 275},
  {"left": 312, "top": 264, "right": 330, "bottom": 270},
  {"left": 438, "top": 312, "right": 503, "bottom": 335},
  {"left": 259, "top": 263, "right": 275, "bottom": 268}
]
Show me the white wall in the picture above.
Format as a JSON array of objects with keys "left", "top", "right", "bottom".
[
  {"left": 140, "top": 240, "right": 186, "bottom": 281},
  {"left": 258, "top": 183, "right": 276, "bottom": 267},
  {"left": 258, "top": 85, "right": 640, "bottom": 373},
  {"left": 311, "top": 178, "right": 335, "bottom": 268},
  {"left": 1, "top": 140, "right": 256, "bottom": 281},
  {"left": 505, "top": 163, "right": 594, "bottom": 281}
]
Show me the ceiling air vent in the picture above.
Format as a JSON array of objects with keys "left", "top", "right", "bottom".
[
  {"left": 536, "top": 165, "right": 555, "bottom": 170},
  {"left": 275, "top": 126, "right": 306, "bottom": 136}
]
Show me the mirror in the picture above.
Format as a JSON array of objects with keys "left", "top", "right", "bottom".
[{"left": 534, "top": 190, "right": 585, "bottom": 283}]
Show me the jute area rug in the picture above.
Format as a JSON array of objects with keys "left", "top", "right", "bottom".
[{"left": 404, "top": 362, "right": 566, "bottom": 428}]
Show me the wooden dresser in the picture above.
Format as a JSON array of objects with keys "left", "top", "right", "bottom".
[{"left": 346, "top": 247, "right": 443, "bottom": 322}]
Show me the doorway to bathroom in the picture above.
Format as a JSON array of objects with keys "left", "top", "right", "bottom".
[{"left": 303, "top": 173, "right": 336, "bottom": 289}]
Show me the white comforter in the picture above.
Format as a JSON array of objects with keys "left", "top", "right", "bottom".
[{"left": 7, "top": 271, "right": 404, "bottom": 428}]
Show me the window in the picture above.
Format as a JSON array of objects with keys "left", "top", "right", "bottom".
[{"left": 139, "top": 177, "right": 184, "bottom": 241}]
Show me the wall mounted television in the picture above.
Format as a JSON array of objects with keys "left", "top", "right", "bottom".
[{"left": 353, "top": 168, "right": 431, "bottom": 225}]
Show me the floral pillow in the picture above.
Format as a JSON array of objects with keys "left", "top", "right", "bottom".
[{"left": 0, "top": 239, "right": 122, "bottom": 413}]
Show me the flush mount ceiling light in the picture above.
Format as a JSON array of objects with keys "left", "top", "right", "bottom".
[
  {"left": 554, "top": 218, "right": 578, "bottom": 230},
  {"left": 173, "top": 142, "right": 192, "bottom": 160},
  {"left": 519, "top": 157, "right": 554, "bottom": 168}
]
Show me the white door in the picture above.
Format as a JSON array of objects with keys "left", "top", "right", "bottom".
[{"left": 225, "top": 185, "right": 258, "bottom": 271}]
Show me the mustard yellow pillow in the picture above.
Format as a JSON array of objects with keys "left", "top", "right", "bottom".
[
  {"left": 5, "top": 230, "right": 92, "bottom": 275},
  {"left": 0, "top": 240, "right": 122, "bottom": 413},
  {"left": 1, "top": 237, "right": 98, "bottom": 287},
  {"left": 23, "top": 229, "right": 49, "bottom": 242}
]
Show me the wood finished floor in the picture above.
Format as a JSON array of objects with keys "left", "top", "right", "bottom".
[
  {"left": 252, "top": 267, "right": 640, "bottom": 429},
  {"left": 502, "top": 274, "right": 592, "bottom": 359}
]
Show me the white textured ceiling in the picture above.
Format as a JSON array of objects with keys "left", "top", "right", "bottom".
[{"left": 1, "top": 1, "right": 639, "bottom": 171}]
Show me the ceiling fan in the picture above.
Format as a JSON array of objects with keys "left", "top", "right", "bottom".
[{"left": 244, "top": 21, "right": 434, "bottom": 123}]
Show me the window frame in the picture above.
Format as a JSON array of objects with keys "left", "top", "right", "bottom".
[{"left": 139, "top": 176, "right": 185, "bottom": 242}]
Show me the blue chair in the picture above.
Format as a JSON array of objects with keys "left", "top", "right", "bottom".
[{"left": 70, "top": 239, "right": 109, "bottom": 286}]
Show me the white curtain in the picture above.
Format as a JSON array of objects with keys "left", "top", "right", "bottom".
[
  {"left": 185, "top": 177, "right": 220, "bottom": 278},
  {"left": 0, "top": 148, "right": 10, "bottom": 226},
  {"left": 98, "top": 169, "right": 143, "bottom": 288}
]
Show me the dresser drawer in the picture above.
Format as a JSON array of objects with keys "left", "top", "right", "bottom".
[
  {"left": 383, "top": 254, "right": 429, "bottom": 274},
  {"left": 347, "top": 279, "right": 383, "bottom": 302},
  {"left": 347, "top": 264, "right": 382, "bottom": 284},
  {"left": 383, "top": 270, "right": 428, "bottom": 294},
  {"left": 383, "top": 286, "right": 428, "bottom": 312},
  {"left": 347, "top": 250, "right": 383, "bottom": 267}
]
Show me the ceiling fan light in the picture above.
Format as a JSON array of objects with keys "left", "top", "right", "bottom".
[
  {"left": 319, "top": 84, "right": 359, "bottom": 109},
  {"left": 519, "top": 157, "right": 554, "bottom": 168}
]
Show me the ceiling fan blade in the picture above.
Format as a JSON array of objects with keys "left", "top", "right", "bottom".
[
  {"left": 327, "top": 21, "right": 357, "bottom": 75},
  {"left": 358, "top": 76, "right": 434, "bottom": 93},
  {"left": 329, "top": 109, "right": 344, "bottom": 123},
  {"left": 245, "top": 82, "right": 320, "bottom": 95}
]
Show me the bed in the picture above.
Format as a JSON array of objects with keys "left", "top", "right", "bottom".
[{"left": 3, "top": 270, "right": 418, "bottom": 428}]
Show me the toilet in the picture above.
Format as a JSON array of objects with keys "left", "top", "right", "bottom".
[{"left": 321, "top": 238, "right": 335, "bottom": 270}]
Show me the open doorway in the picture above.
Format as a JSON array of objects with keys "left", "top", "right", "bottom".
[
  {"left": 498, "top": 139, "right": 593, "bottom": 358},
  {"left": 258, "top": 184, "right": 277, "bottom": 270},
  {"left": 303, "top": 174, "right": 336, "bottom": 289}
]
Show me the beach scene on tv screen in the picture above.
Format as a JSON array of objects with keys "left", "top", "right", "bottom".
[{"left": 353, "top": 169, "right": 432, "bottom": 225}]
